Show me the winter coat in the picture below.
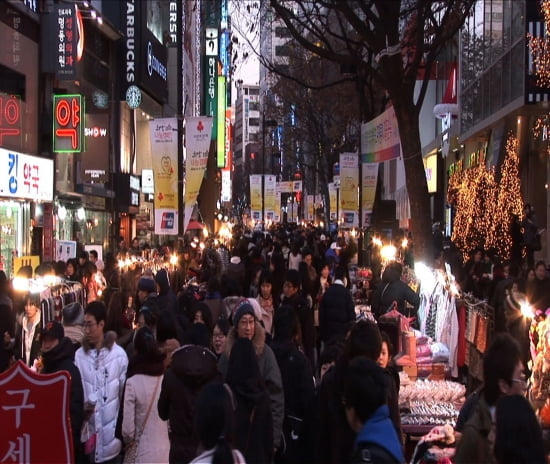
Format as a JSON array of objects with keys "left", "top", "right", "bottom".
[
  {"left": 351, "top": 405, "right": 403, "bottom": 464},
  {"left": 41, "top": 337, "right": 84, "bottom": 461},
  {"left": 218, "top": 322, "right": 285, "bottom": 449},
  {"left": 372, "top": 269, "right": 419, "bottom": 318},
  {"left": 155, "top": 269, "right": 177, "bottom": 316},
  {"left": 122, "top": 373, "right": 169, "bottom": 463},
  {"left": 271, "top": 339, "right": 316, "bottom": 463},
  {"left": 157, "top": 344, "right": 221, "bottom": 463},
  {"left": 454, "top": 394, "right": 495, "bottom": 464},
  {"left": 14, "top": 314, "right": 41, "bottom": 367},
  {"left": 75, "top": 332, "right": 129, "bottom": 463},
  {"left": 281, "top": 292, "right": 316, "bottom": 370},
  {"left": 319, "top": 281, "right": 356, "bottom": 346}
]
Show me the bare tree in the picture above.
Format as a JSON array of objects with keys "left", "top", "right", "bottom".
[{"left": 264, "top": 0, "right": 475, "bottom": 260}]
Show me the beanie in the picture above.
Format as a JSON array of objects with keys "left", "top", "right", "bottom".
[
  {"left": 62, "top": 302, "right": 84, "bottom": 327},
  {"left": 233, "top": 301, "right": 256, "bottom": 326},
  {"left": 138, "top": 277, "right": 156, "bottom": 293}
]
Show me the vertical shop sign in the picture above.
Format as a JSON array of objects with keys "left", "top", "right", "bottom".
[
  {"left": 0, "top": 94, "right": 21, "bottom": 146},
  {"left": 249, "top": 175, "right": 262, "bottom": 222},
  {"left": 53, "top": 94, "right": 84, "bottom": 153},
  {"left": 149, "top": 118, "right": 179, "bottom": 235},
  {"left": 361, "top": 163, "right": 379, "bottom": 226},
  {"left": 264, "top": 175, "right": 276, "bottom": 221},
  {"left": 217, "top": 76, "right": 226, "bottom": 168},
  {"left": 54, "top": 4, "right": 79, "bottom": 79}
]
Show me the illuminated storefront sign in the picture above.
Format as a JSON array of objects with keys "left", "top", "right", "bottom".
[
  {"left": 0, "top": 148, "right": 54, "bottom": 201},
  {"left": 168, "top": 1, "right": 178, "bottom": 46},
  {"left": 54, "top": 5, "right": 79, "bottom": 79},
  {"left": 53, "top": 94, "right": 84, "bottom": 153},
  {"left": 0, "top": 94, "right": 21, "bottom": 146},
  {"left": 217, "top": 76, "right": 226, "bottom": 168},
  {"left": 82, "top": 113, "right": 108, "bottom": 183}
]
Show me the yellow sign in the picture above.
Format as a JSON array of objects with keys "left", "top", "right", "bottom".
[{"left": 13, "top": 256, "right": 40, "bottom": 277}]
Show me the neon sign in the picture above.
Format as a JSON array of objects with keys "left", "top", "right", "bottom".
[
  {"left": 0, "top": 95, "right": 21, "bottom": 146},
  {"left": 53, "top": 94, "right": 84, "bottom": 153}
]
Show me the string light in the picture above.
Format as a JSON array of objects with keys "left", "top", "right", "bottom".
[
  {"left": 528, "top": 0, "right": 550, "bottom": 87},
  {"left": 449, "top": 133, "right": 522, "bottom": 261}
]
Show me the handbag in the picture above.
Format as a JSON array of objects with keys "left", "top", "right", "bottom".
[{"left": 122, "top": 376, "right": 161, "bottom": 464}]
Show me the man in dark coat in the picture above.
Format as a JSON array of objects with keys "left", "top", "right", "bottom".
[
  {"left": 319, "top": 266, "right": 356, "bottom": 347},
  {"left": 40, "top": 321, "right": 84, "bottom": 463},
  {"left": 272, "top": 305, "right": 316, "bottom": 464},
  {"left": 157, "top": 337, "right": 221, "bottom": 463},
  {"left": 154, "top": 268, "right": 177, "bottom": 316},
  {"left": 281, "top": 269, "right": 315, "bottom": 370}
]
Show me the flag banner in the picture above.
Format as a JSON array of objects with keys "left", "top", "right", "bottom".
[
  {"left": 307, "top": 194, "right": 314, "bottom": 221},
  {"left": 339, "top": 152, "right": 359, "bottom": 227},
  {"left": 361, "top": 106, "right": 402, "bottom": 163},
  {"left": 250, "top": 175, "right": 263, "bottom": 222},
  {"left": 361, "top": 163, "right": 379, "bottom": 225},
  {"left": 264, "top": 175, "right": 277, "bottom": 222},
  {"left": 329, "top": 182, "right": 337, "bottom": 221},
  {"left": 184, "top": 117, "right": 213, "bottom": 232},
  {"left": 277, "top": 181, "right": 293, "bottom": 193}
]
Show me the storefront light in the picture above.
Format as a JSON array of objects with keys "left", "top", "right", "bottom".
[
  {"left": 77, "top": 207, "right": 86, "bottom": 221},
  {"left": 57, "top": 206, "right": 67, "bottom": 220},
  {"left": 5, "top": 208, "right": 12, "bottom": 219}
]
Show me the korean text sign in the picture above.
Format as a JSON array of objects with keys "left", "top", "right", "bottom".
[
  {"left": 0, "top": 149, "right": 54, "bottom": 201},
  {"left": 53, "top": 94, "right": 84, "bottom": 153}
]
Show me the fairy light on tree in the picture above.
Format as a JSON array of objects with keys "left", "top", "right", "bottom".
[
  {"left": 486, "top": 133, "right": 524, "bottom": 259},
  {"left": 528, "top": 0, "right": 550, "bottom": 87}
]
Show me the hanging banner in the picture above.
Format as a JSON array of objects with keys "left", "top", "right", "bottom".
[
  {"left": 184, "top": 117, "right": 213, "bottom": 232},
  {"left": 361, "top": 163, "right": 379, "bottom": 226},
  {"left": 307, "top": 194, "right": 314, "bottom": 221},
  {"left": 264, "top": 175, "right": 276, "bottom": 222},
  {"left": 278, "top": 181, "right": 292, "bottom": 193},
  {"left": 339, "top": 153, "right": 359, "bottom": 227},
  {"left": 361, "top": 106, "right": 402, "bottom": 163},
  {"left": 249, "top": 175, "right": 262, "bottom": 222},
  {"left": 274, "top": 184, "right": 281, "bottom": 223},
  {"left": 329, "top": 182, "right": 337, "bottom": 221}
]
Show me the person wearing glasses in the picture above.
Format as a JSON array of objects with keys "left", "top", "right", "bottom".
[
  {"left": 75, "top": 301, "right": 129, "bottom": 463},
  {"left": 454, "top": 333, "right": 528, "bottom": 463}
]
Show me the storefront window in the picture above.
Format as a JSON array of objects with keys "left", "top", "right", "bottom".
[
  {"left": 56, "top": 207, "right": 111, "bottom": 254},
  {"left": 0, "top": 201, "right": 23, "bottom": 277}
]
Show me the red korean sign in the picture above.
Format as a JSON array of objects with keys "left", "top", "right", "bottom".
[
  {"left": 54, "top": 4, "right": 79, "bottom": 79},
  {"left": 53, "top": 94, "right": 84, "bottom": 153},
  {"left": 0, "top": 94, "right": 21, "bottom": 146},
  {"left": 0, "top": 361, "right": 73, "bottom": 463}
]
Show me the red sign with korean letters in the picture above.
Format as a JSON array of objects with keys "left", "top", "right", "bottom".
[
  {"left": 53, "top": 94, "right": 84, "bottom": 153},
  {"left": 0, "top": 361, "right": 73, "bottom": 463},
  {"left": 0, "top": 94, "right": 21, "bottom": 147},
  {"left": 55, "top": 4, "right": 78, "bottom": 79},
  {"left": 0, "top": 148, "right": 54, "bottom": 201}
]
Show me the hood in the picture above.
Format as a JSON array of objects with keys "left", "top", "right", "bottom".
[
  {"left": 155, "top": 268, "right": 171, "bottom": 295},
  {"left": 356, "top": 405, "right": 404, "bottom": 463},
  {"left": 81, "top": 330, "right": 118, "bottom": 352},
  {"left": 170, "top": 344, "right": 219, "bottom": 389},
  {"left": 224, "top": 320, "right": 266, "bottom": 358},
  {"left": 41, "top": 337, "right": 75, "bottom": 371}
]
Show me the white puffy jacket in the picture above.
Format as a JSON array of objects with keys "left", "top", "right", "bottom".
[{"left": 75, "top": 332, "right": 128, "bottom": 463}]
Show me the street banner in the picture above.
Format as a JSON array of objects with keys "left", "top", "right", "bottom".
[
  {"left": 361, "top": 106, "right": 402, "bottom": 163},
  {"left": 339, "top": 152, "right": 359, "bottom": 227},
  {"left": 264, "top": 175, "right": 277, "bottom": 222},
  {"left": 307, "top": 194, "right": 314, "bottom": 221},
  {"left": 250, "top": 175, "right": 262, "bottom": 222},
  {"left": 329, "top": 183, "right": 337, "bottom": 221},
  {"left": 274, "top": 185, "right": 281, "bottom": 222},
  {"left": 278, "top": 181, "right": 292, "bottom": 193},
  {"left": 150, "top": 118, "right": 179, "bottom": 235},
  {"left": 361, "top": 163, "right": 379, "bottom": 225},
  {"left": 0, "top": 361, "right": 73, "bottom": 463},
  {"left": 184, "top": 117, "right": 213, "bottom": 232}
]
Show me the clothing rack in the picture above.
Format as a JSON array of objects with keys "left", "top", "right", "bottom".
[{"left": 40, "top": 280, "right": 86, "bottom": 326}]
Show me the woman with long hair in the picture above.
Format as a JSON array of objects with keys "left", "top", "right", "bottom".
[
  {"left": 190, "top": 383, "right": 246, "bottom": 464},
  {"left": 122, "top": 326, "right": 169, "bottom": 463}
]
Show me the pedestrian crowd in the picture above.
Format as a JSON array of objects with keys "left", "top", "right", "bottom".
[{"left": 0, "top": 222, "right": 548, "bottom": 463}]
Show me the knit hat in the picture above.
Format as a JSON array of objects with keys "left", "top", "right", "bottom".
[
  {"left": 62, "top": 302, "right": 84, "bottom": 327},
  {"left": 138, "top": 277, "right": 156, "bottom": 293},
  {"left": 233, "top": 301, "right": 256, "bottom": 326},
  {"left": 41, "top": 320, "right": 64, "bottom": 342}
]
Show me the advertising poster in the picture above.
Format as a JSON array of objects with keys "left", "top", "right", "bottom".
[
  {"left": 339, "top": 152, "right": 359, "bottom": 227},
  {"left": 184, "top": 117, "right": 213, "bottom": 232},
  {"left": 249, "top": 175, "right": 262, "bottom": 222},
  {"left": 329, "top": 183, "right": 337, "bottom": 221},
  {"left": 361, "top": 163, "right": 379, "bottom": 226},
  {"left": 264, "top": 175, "right": 276, "bottom": 221},
  {"left": 361, "top": 105, "right": 402, "bottom": 162},
  {"left": 55, "top": 240, "right": 77, "bottom": 262}
]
